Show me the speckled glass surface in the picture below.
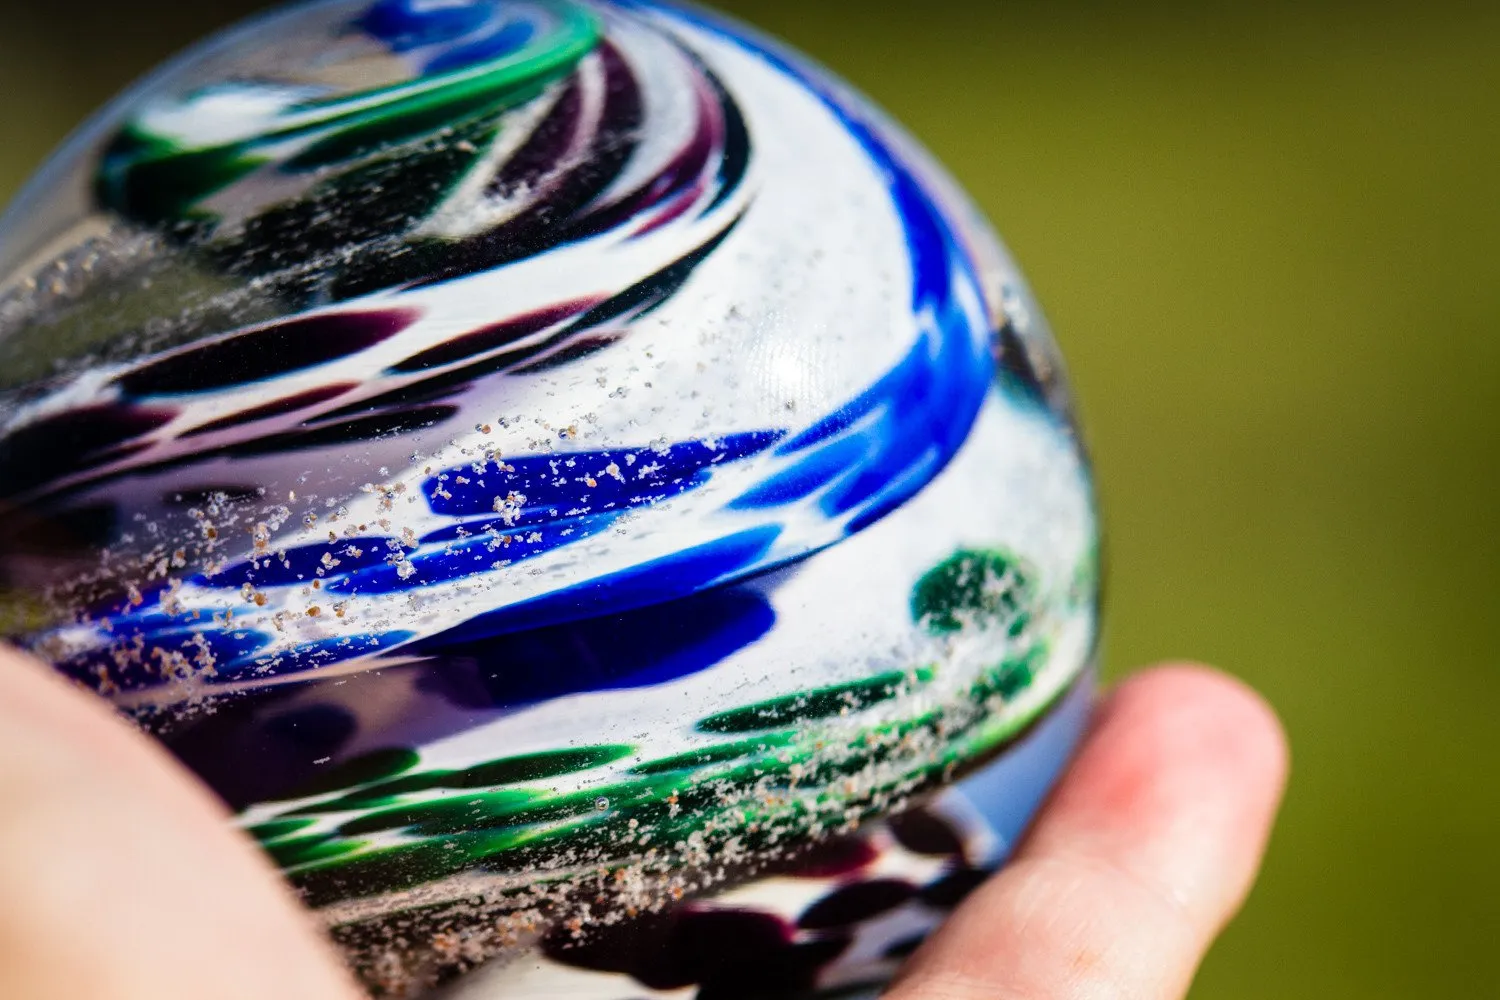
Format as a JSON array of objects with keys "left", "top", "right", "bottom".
[{"left": 0, "top": 1, "right": 1099, "bottom": 996}]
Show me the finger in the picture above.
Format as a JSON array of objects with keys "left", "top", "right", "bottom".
[
  {"left": 887, "top": 664, "right": 1289, "bottom": 1000},
  {"left": 0, "top": 646, "right": 364, "bottom": 1000}
]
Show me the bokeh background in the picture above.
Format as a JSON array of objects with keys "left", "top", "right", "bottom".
[{"left": 1, "top": 1, "right": 1495, "bottom": 996}]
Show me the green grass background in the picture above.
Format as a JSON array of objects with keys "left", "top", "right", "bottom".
[{"left": 1, "top": 1, "right": 1496, "bottom": 996}]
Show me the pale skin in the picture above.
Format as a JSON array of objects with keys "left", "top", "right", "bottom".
[{"left": 0, "top": 647, "right": 1286, "bottom": 1000}]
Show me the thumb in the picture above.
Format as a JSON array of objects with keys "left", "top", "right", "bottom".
[{"left": 0, "top": 645, "right": 364, "bottom": 1000}]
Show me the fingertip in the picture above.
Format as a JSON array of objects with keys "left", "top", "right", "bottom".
[
  {"left": 1031, "top": 661, "right": 1290, "bottom": 930},
  {"left": 886, "top": 664, "right": 1290, "bottom": 1000},
  {"left": 1108, "top": 663, "right": 1290, "bottom": 806}
]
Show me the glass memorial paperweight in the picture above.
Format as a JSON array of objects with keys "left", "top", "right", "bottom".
[{"left": 0, "top": 1, "right": 1099, "bottom": 996}]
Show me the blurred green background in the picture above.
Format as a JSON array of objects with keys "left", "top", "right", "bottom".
[{"left": 1, "top": 1, "right": 1495, "bottom": 997}]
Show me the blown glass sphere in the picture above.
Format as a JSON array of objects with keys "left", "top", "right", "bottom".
[{"left": 0, "top": 1, "right": 1099, "bottom": 996}]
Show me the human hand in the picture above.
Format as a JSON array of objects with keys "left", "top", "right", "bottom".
[
  {"left": 887, "top": 665, "right": 1287, "bottom": 1000},
  {"left": 0, "top": 647, "right": 1285, "bottom": 1000},
  {"left": 0, "top": 644, "right": 365, "bottom": 999}
]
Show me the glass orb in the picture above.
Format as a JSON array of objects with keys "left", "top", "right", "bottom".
[{"left": 0, "top": 2, "right": 1099, "bottom": 997}]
